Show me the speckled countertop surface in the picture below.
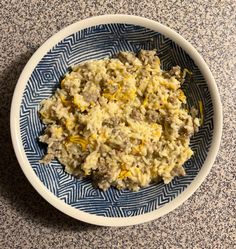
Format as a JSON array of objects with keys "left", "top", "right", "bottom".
[{"left": 0, "top": 0, "right": 235, "bottom": 248}]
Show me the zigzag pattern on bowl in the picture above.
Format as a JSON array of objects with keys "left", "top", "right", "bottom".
[{"left": 19, "top": 24, "right": 213, "bottom": 217}]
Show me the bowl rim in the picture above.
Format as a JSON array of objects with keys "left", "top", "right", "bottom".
[{"left": 10, "top": 14, "right": 223, "bottom": 227}]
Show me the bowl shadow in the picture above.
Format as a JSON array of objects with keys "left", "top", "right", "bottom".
[{"left": 0, "top": 49, "right": 99, "bottom": 231}]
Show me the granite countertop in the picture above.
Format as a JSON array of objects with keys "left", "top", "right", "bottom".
[{"left": 0, "top": 0, "right": 235, "bottom": 248}]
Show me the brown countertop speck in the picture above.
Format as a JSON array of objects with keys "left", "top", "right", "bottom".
[{"left": 0, "top": 1, "right": 235, "bottom": 248}]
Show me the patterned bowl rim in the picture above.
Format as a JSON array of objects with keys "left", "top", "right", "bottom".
[{"left": 10, "top": 14, "right": 222, "bottom": 226}]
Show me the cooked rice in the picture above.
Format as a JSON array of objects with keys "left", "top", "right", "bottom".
[{"left": 39, "top": 50, "right": 200, "bottom": 191}]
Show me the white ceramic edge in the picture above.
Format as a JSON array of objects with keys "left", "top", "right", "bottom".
[{"left": 10, "top": 14, "right": 223, "bottom": 227}]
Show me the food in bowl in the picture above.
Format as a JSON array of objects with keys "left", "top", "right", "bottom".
[{"left": 39, "top": 50, "right": 200, "bottom": 191}]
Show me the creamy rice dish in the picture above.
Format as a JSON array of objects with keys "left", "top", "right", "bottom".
[{"left": 39, "top": 50, "right": 200, "bottom": 191}]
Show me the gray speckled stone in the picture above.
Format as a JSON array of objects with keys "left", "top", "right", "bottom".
[{"left": 0, "top": 0, "right": 235, "bottom": 248}]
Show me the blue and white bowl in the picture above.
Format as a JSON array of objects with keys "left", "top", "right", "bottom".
[{"left": 10, "top": 15, "right": 222, "bottom": 226}]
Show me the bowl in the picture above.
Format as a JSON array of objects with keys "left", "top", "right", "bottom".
[{"left": 10, "top": 15, "right": 222, "bottom": 226}]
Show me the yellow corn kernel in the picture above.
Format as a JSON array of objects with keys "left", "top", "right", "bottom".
[
  {"left": 135, "top": 167, "right": 141, "bottom": 174},
  {"left": 142, "top": 95, "right": 148, "bottom": 107},
  {"left": 90, "top": 101, "right": 96, "bottom": 107},
  {"left": 54, "top": 127, "right": 63, "bottom": 138},
  {"left": 131, "top": 146, "right": 140, "bottom": 155},
  {"left": 151, "top": 123, "right": 161, "bottom": 137},
  {"left": 102, "top": 92, "right": 116, "bottom": 100},
  {"left": 83, "top": 169, "right": 91, "bottom": 176},
  {"left": 60, "top": 94, "right": 70, "bottom": 107},
  {"left": 120, "top": 89, "right": 136, "bottom": 101},
  {"left": 90, "top": 133, "right": 98, "bottom": 140},
  {"left": 162, "top": 95, "right": 168, "bottom": 103},
  {"left": 65, "top": 118, "right": 75, "bottom": 130},
  {"left": 177, "top": 89, "right": 186, "bottom": 102},
  {"left": 39, "top": 111, "right": 48, "bottom": 119},
  {"left": 73, "top": 97, "right": 87, "bottom": 112},
  {"left": 118, "top": 170, "right": 132, "bottom": 180}
]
